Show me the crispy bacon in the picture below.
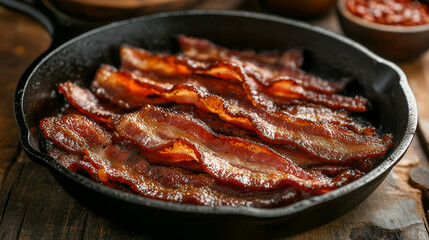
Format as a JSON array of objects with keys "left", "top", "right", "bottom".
[
  {"left": 171, "top": 105, "right": 321, "bottom": 167},
  {"left": 120, "top": 46, "right": 367, "bottom": 112},
  {"left": 42, "top": 39, "right": 394, "bottom": 208},
  {"left": 91, "top": 66, "right": 374, "bottom": 135},
  {"left": 48, "top": 147, "right": 98, "bottom": 175},
  {"left": 178, "top": 35, "right": 345, "bottom": 94},
  {"left": 182, "top": 57, "right": 368, "bottom": 112},
  {"left": 92, "top": 65, "right": 391, "bottom": 162},
  {"left": 91, "top": 65, "right": 170, "bottom": 110},
  {"left": 40, "top": 114, "right": 113, "bottom": 154},
  {"left": 115, "top": 105, "right": 362, "bottom": 192},
  {"left": 280, "top": 104, "right": 376, "bottom": 135},
  {"left": 174, "top": 104, "right": 377, "bottom": 170},
  {"left": 58, "top": 81, "right": 120, "bottom": 123},
  {"left": 178, "top": 35, "right": 304, "bottom": 68},
  {"left": 42, "top": 115, "right": 304, "bottom": 207}
]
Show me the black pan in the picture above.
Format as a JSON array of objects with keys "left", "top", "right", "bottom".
[{"left": 3, "top": 0, "right": 417, "bottom": 238}]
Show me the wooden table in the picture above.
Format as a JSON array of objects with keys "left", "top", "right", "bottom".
[{"left": 0, "top": 1, "right": 428, "bottom": 239}]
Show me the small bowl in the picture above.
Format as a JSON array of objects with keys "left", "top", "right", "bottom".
[
  {"left": 47, "top": 0, "right": 200, "bottom": 21},
  {"left": 261, "top": 0, "right": 337, "bottom": 19},
  {"left": 336, "top": 0, "right": 429, "bottom": 62}
]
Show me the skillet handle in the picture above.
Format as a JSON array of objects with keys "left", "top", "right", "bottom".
[{"left": 0, "top": 0, "right": 102, "bottom": 48}]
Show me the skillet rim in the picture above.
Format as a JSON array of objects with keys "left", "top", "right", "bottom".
[{"left": 14, "top": 9, "right": 417, "bottom": 219}]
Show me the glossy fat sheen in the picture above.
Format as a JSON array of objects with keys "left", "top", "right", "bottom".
[
  {"left": 95, "top": 65, "right": 392, "bottom": 162},
  {"left": 121, "top": 46, "right": 368, "bottom": 112},
  {"left": 115, "top": 105, "right": 363, "bottom": 193},
  {"left": 178, "top": 35, "right": 343, "bottom": 93}
]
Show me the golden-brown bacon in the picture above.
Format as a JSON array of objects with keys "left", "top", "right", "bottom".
[
  {"left": 180, "top": 57, "right": 368, "bottom": 112},
  {"left": 91, "top": 65, "right": 374, "bottom": 135},
  {"left": 120, "top": 46, "right": 368, "bottom": 112},
  {"left": 115, "top": 105, "right": 362, "bottom": 192},
  {"left": 170, "top": 104, "right": 323, "bottom": 167},
  {"left": 41, "top": 115, "right": 302, "bottom": 207},
  {"left": 177, "top": 35, "right": 345, "bottom": 94},
  {"left": 173, "top": 104, "right": 374, "bottom": 169},
  {"left": 92, "top": 65, "right": 391, "bottom": 162}
]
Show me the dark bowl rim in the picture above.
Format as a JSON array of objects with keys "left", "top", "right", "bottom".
[
  {"left": 337, "top": 0, "right": 429, "bottom": 33},
  {"left": 15, "top": 9, "right": 418, "bottom": 219}
]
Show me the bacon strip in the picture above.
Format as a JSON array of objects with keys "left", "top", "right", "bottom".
[
  {"left": 58, "top": 81, "right": 120, "bottom": 123},
  {"left": 174, "top": 104, "right": 378, "bottom": 170},
  {"left": 48, "top": 147, "right": 98, "bottom": 175},
  {"left": 178, "top": 35, "right": 304, "bottom": 68},
  {"left": 115, "top": 105, "right": 362, "bottom": 192},
  {"left": 41, "top": 115, "right": 302, "bottom": 207},
  {"left": 90, "top": 66, "right": 374, "bottom": 135},
  {"left": 91, "top": 66, "right": 170, "bottom": 110},
  {"left": 170, "top": 104, "right": 322, "bottom": 167},
  {"left": 177, "top": 35, "right": 345, "bottom": 94},
  {"left": 120, "top": 46, "right": 367, "bottom": 112},
  {"left": 92, "top": 65, "right": 391, "bottom": 162},
  {"left": 280, "top": 104, "right": 375, "bottom": 135}
]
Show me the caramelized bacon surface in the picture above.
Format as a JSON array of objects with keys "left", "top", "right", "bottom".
[
  {"left": 167, "top": 104, "right": 376, "bottom": 169},
  {"left": 92, "top": 66, "right": 373, "bottom": 135},
  {"left": 41, "top": 110, "right": 361, "bottom": 194},
  {"left": 91, "top": 65, "right": 170, "bottom": 110},
  {"left": 42, "top": 115, "right": 302, "bottom": 207},
  {"left": 93, "top": 65, "right": 391, "bottom": 162},
  {"left": 121, "top": 46, "right": 367, "bottom": 112},
  {"left": 58, "top": 81, "right": 119, "bottom": 123},
  {"left": 115, "top": 105, "right": 363, "bottom": 192},
  {"left": 178, "top": 35, "right": 304, "bottom": 68},
  {"left": 177, "top": 35, "right": 345, "bottom": 94}
]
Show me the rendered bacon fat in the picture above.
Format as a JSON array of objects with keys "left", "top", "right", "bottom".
[
  {"left": 41, "top": 115, "right": 302, "bottom": 207},
  {"left": 121, "top": 46, "right": 368, "bottom": 112},
  {"left": 92, "top": 65, "right": 391, "bottom": 162}
]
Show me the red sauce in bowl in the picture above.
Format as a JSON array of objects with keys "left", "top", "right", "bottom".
[{"left": 346, "top": 0, "right": 429, "bottom": 26}]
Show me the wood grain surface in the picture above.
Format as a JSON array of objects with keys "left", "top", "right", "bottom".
[{"left": 0, "top": 1, "right": 428, "bottom": 239}]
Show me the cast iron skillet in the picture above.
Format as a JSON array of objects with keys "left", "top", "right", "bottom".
[{"left": 2, "top": 0, "right": 417, "bottom": 238}]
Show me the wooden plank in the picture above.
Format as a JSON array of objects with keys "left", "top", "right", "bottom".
[
  {"left": 82, "top": 212, "right": 153, "bottom": 240},
  {"left": 0, "top": 6, "right": 51, "bottom": 187},
  {"left": 0, "top": 152, "right": 86, "bottom": 239}
]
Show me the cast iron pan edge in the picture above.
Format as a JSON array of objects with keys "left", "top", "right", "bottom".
[{"left": 13, "top": 9, "right": 417, "bottom": 235}]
